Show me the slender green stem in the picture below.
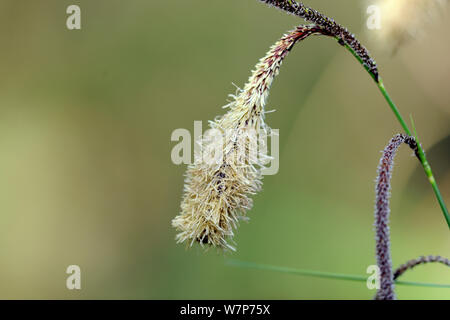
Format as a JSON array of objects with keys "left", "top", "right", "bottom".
[
  {"left": 409, "top": 116, "right": 450, "bottom": 227},
  {"left": 377, "top": 80, "right": 411, "bottom": 135},
  {"left": 337, "top": 39, "right": 450, "bottom": 229},
  {"left": 227, "top": 260, "right": 450, "bottom": 289}
]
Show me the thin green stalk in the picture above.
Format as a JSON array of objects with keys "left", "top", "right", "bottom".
[
  {"left": 338, "top": 39, "right": 450, "bottom": 229},
  {"left": 377, "top": 80, "right": 411, "bottom": 135},
  {"left": 227, "top": 260, "right": 450, "bottom": 289},
  {"left": 409, "top": 116, "right": 450, "bottom": 228}
]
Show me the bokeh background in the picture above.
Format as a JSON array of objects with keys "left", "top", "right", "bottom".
[{"left": 0, "top": 0, "right": 448, "bottom": 299}]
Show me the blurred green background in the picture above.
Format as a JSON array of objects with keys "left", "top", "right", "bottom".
[{"left": 0, "top": 0, "right": 448, "bottom": 299}]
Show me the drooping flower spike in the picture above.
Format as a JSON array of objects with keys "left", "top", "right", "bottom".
[
  {"left": 260, "top": 0, "right": 379, "bottom": 81},
  {"left": 374, "top": 134, "right": 413, "bottom": 299},
  {"left": 374, "top": 134, "right": 449, "bottom": 299},
  {"left": 172, "top": 25, "right": 330, "bottom": 251},
  {"left": 394, "top": 255, "right": 450, "bottom": 280}
]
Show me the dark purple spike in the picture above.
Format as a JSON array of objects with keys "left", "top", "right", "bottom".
[{"left": 259, "top": 0, "right": 379, "bottom": 81}]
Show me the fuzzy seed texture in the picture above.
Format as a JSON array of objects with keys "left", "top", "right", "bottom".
[
  {"left": 374, "top": 134, "right": 406, "bottom": 300},
  {"left": 394, "top": 255, "right": 450, "bottom": 280},
  {"left": 172, "top": 26, "right": 321, "bottom": 251},
  {"left": 374, "top": 134, "right": 418, "bottom": 299}
]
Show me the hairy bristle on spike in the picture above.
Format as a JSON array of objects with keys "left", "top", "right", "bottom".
[
  {"left": 394, "top": 255, "right": 450, "bottom": 280},
  {"left": 374, "top": 133, "right": 422, "bottom": 299},
  {"left": 172, "top": 25, "right": 325, "bottom": 251}
]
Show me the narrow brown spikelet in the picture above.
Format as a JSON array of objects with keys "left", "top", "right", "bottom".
[
  {"left": 172, "top": 25, "right": 322, "bottom": 251},
  {"left": 394, "top": 255, "right": 450, "bottom": 280},
  {"left": 374, "top": 133, "right": 420, "bottom": 300},
  {"left": 374, "top": 134, "right": 405, "bottom": 300},
  {"left": 374, "top": 134, "right": 449, "bottom": 299},
  {"left": 260, "top": 0, "right": 379, "bottom": 81}
]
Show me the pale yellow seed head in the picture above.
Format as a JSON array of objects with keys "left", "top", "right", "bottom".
[{"left": 172, "top": 26, "right": 318, "bottom": 251}]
